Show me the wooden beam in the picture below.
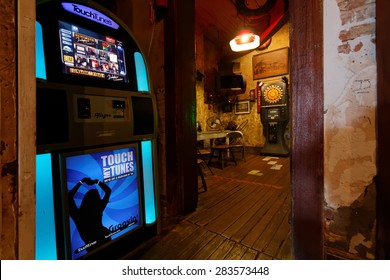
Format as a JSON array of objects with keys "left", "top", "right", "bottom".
[
  {"left": 164, "top": 0, "right": 198, "bottom": 214},
  {"left": 17, "top": 0, "right": 36, "bottom": 259},
  {"left": 290, "top": 0, "right": 324, "bottom": 259},
  {"left": 376, "top": 0, "right": 390, "bottom": 259}
]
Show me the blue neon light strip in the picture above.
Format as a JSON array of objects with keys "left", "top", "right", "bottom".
[
  {"left": 35, "top": 153, "right": 57, "bottom": 260},
  {"left": 35, "top": 21, "right": 47, "bottom": 80},
  {"left": 134, "top": 52, "right": 149, "bottom": 92},
  {"left": 62, "top": 2, "right": 119, "bottom": 29},
  {"left": 141, "top": 140, "right": 156, "bottom": 224}
]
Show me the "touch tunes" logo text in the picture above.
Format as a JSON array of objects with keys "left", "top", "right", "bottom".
[{"left": 62, "top": 2, "right": 119, "bottom": 29}]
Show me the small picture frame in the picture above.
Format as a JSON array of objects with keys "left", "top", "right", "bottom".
[
  {"left": 235, "top": 100, "right": 250, "bottom": 114},
  {"left": 250, "top": 89, "right": 256, "bottom": 101}
]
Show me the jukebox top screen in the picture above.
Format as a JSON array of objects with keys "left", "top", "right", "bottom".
[{"left": 59, "top": 20, "right": 129, "bottom": 83}]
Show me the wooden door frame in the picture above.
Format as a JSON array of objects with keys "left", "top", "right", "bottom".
[
  {"left": 166, "top": 0, "right": 326, "bottom": 258},
  {"left": 17, "top": 0, "right": 36, "bottom": 260},
  {"left": 165, "top": 0, "right": 325, "bottom": 258},
  {"left": 376, "top": 0, "right": 390, "bottom": 259},
  {"left": 289, "top": 0, "right": 324, "bottom": 259}
]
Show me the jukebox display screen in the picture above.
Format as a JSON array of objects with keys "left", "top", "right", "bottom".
[
  {"left": 61, "top": 145, "right": 142, "bottom": 259},
  {"left": 58, "top": 20, "right": 129, "bottom": 83}
]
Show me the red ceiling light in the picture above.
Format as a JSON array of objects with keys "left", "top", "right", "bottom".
[{"left": 229, "top": 29, "right": 260, "bottom": 52}]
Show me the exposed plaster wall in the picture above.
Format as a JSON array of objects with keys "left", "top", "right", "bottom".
[
  {"left": 196, "top": 23, "right": 290, "bottom": 149},
  {"left": 232, "top": 23, "right": 290, "bottom": 148},
  {"left": 324, "top": 0, "right": 376, "bottom": 259}
]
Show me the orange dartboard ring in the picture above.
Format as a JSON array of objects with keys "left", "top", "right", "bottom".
[{"left": 263, "top": 84, "right": 283, "bottom": 103}]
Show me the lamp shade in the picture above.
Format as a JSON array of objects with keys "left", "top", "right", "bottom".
[{"left": 229, "top": 29, "right": 260, "bottom": 52}]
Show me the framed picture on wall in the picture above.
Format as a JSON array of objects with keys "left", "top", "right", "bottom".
[
  {"left": 235, "top": 100, "right": 250, "bottom": 114},
  {"left": 252, "top": 47, "right": 289, "bottom": 80}
]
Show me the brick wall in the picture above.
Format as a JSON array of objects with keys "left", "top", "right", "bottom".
[{"left": 324, "top": 0, "right": 377, "bottom": 260}]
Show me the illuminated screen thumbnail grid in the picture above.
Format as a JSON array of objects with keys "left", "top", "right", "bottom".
[{"left": 59, "top": 20, "right": 128, "bottom": 83}]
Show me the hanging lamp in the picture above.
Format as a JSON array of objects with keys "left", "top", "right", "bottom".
[{"left": 229, "top": 29, "right": 260, "bottom": 52}]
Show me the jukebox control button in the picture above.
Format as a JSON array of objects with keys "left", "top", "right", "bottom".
[{"left": 77, "top": 98, "right": 91, "bottom": 119}]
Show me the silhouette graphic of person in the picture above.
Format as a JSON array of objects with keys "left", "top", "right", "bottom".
[{"left": 68, "top": 177, "right": 112, "bottom": 253}]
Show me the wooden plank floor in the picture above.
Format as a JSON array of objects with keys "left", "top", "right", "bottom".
[{"left": 124, "top": 152, "right": 292, "bottom": 260}]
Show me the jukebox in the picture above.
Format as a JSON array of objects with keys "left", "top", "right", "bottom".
[{"left": 35, "top": 0, "right": 159, "bottom": 259}]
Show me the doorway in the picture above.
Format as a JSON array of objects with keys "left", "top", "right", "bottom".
[
  {"left": 191, "top": 0, "right": 324, "bottom": 259},
  {"left": 196, "top": 0, "right": 291, "bottom": 258}
]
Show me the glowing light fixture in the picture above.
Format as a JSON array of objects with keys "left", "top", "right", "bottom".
[{"left": 229, "top": 29, "right": 260, "bottom": 52}]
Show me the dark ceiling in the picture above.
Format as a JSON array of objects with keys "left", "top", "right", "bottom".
[
  {"left": 196, "top": 0, "right": 289, "bottom": 54},
  {"left": 95, "top": 0, "right": 288, "bottom": 56},
  {"left": 196, "top": 0, "right": 242, "bottom": 46}
]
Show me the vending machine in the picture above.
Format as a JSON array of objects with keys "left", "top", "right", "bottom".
[
  {"left": 259, "top": 77, "right": 289, "bottom": 157},
  {"left": 35, "top": 0, "right": 159, "bottom": 259}
]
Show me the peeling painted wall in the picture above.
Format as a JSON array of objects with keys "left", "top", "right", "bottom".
[{"left": 324, "top": 0, "right": 376, "bottom": 259}]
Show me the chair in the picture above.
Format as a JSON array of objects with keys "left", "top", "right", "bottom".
[
  {"left": 197, "top": 148, "right": 214, "bottom": 175},
  {"left": 197, "top": 148, "right": 213, "bottom": 192},
  {"left": 197, "top": 159, "right": 209, "bottom": 192},
  {"left": 208, "top": 134, "right": 238, "bottom": 169},
  {"left": 226, "top": 130, "right": 245, "bottom": 161}
]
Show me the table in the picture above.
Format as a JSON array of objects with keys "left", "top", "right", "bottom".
[
  {"left": 197, "top": 130, "right": 230, "bottom": 142},
  {"left": 197, "top": 130, "right": 231, "bottom": 156}
]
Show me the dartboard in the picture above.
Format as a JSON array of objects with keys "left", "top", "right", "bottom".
[{"left": 263, "top": 84, "right": 284, "bottom": 104}]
